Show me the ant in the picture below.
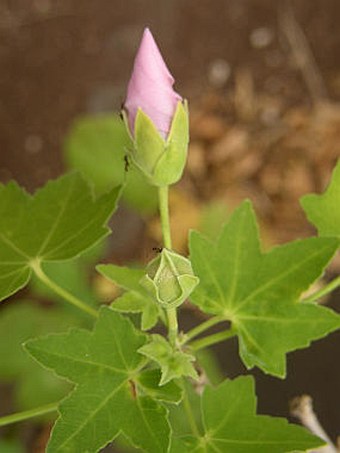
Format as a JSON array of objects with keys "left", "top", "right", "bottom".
[
  {"left": 152, "top": 247, "right": 163, "bottom": 254},
  {"left": 119, "top": 101, "right": 125, "bottom": 121},
  {"left": 124, "top": 154, "right": 130, "bottom": 172}
]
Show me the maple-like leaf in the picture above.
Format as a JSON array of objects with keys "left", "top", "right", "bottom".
[
  {"left": 189, "top": 201, "right": 340, "bottom": 376},
  {"left": 170, "top": 376, "right": 323, "bottom": 452},
  {"left": 25, "top": 307, "right": 171, "bottom": 453},
  {"left": 0, "top": 173, "right": 120, "bottom": 302}
]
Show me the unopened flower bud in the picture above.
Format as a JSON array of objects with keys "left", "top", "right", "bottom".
[
  {"left": 140, "top": 249, "right": 199, "bottom": 308},
  {"left": 123, "top": 28, "right": 189, "bottom": 187}
]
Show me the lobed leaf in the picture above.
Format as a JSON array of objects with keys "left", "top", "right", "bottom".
[
  {"left": 190, "top": 200, "right": 340, "bottom": 377},
  {"left": 25, "top": 307, "right": 171, "bottom": 453},
  {"left": 171, "top": 376, "right": 323, "bottom": 452},
  {"left": 0, "top": 173, "right": 120, "bottom": 303}
]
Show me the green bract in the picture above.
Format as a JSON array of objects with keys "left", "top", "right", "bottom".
[
  {"left": 123, "top": 101, "right": 189, "bottom": 187},
  {"left": 140, "top": 248, "right": 199, "bottom": 308}
]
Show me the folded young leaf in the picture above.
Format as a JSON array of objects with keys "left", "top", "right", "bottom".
[
  {"left": 0, "top": 173, "right": 120, "bottom": 302},
  {"left": 170, "top": 376, "right": 323, "bottom": 452},
  {"left": 112, "top": 291, "right": 160, "bottom": 330},
  {"left": 139, "top": 334, "right": 198, "bottom": 385},
  {"left": 97, "top": 264, "right": 163, "bottom": 330},
  {"left": 25, "top": 307, "right": 171, "bottom": 453},
  {"left": 190, "top": 200, "right": 340, "bottom": 377},
  {"left": 301, "top": 159, "right": 340, "bottom": 237}
]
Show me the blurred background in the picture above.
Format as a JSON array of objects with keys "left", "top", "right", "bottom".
[{"left": 0, "top": 0, "right": 339, "bottom": 451}]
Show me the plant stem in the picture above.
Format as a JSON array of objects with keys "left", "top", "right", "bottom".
[
  {"left": 0, "top": 402, "right": 58, "bottom": 427},
  {"left": 184, "top": 316, "right": 225, "bottom": 342},
  {"left": 167, "top": 306, "right": 179, "bottom": 347},
  {"left": 158, "top": 186, "right": 179, "bottom": 345},
  {"left": 158, "top": 186, "right": 172, "bottom": 249},
  {"left": 189, "top": 329, "right": 236, "bottom": 352},
  {"left": 302, "top": 276, "right": 340, "bottom": 303},
  {"left": 31, "top": 259, "right": 98, "bottom": 319}
]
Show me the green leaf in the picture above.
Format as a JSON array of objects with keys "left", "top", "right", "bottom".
[
  {"left": 0, "top": 173, "right": 119, "bottom": 302},
  {"left": 301, "top": 159, "right": 340, "bottom": 237},
  {"left": 173, "top": 376, "right": 323, "bottom": 452},
  {"left": 25, "top": 307, "right": 170, "bottom": 453},
  {"left": 112, "top": 291, "right": 160, "bottom": 331},
  {"left": 190, "top": 200, "right": 340, "bottom": 377},
  {"left": 64, "top": 114, "right": 158, "bottom": 214},
  {"left": 139, "top": 334, "right": 198, "bottom": 385},
  {"left": 0, "top": 302, "right": 76, "bottom": 410},
  {"left": 96, "top": 264, "right": 163, "bottom": 330}
]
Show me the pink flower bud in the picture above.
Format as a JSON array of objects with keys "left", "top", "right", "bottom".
[{"left": 124, "top": 28, "right": 182, "bottom": 139}]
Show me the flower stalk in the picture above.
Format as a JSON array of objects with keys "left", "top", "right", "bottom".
[{"left": 158, "top": 185, "right": 178, "bottom": 345}]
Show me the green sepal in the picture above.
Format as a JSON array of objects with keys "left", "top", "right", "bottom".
[
  {"left": 140, "top": 248, "right": 199, "bottom": 309},
  {"left": 133, "top": 108, "right": 166, "bottom": 179},
  {"left": 153, "top": 101, "right": 189, "bottom": 186},
  {"left": 128, "top": 101, "right": 189, "bottom": 187},
  {"left": 138, "top": 334, "right": 198, "bottom": 386}
]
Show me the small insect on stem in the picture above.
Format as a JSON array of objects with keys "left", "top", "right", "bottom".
[
  {"left": 119, "top": 101, "right": 125, "bottom": 121},
  {"left": 124, "top": 154, "right": 130, "bottom": 172},
  {"left": 128, "top": 380, "right": 137, "bottom": 399},
  {"left": 152, "top": 247, "right": 163, "bottom": 253}
]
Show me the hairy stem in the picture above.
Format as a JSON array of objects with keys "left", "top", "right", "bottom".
[
  {"left": 0, "top": 403, "right": 58, "bottom": 427},
  {"left": 31, "top": 259, "right": 98, "bottom": 318},
  {"left": 302, "top": 276, "right": 340, "bottom": 303},
  {"left": 190, "top": 329, "right": 236, "bottom": 352}
]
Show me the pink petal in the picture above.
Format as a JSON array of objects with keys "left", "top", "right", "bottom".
[{"left": 124, "top": 28, "right": 182, "bottom": 138}]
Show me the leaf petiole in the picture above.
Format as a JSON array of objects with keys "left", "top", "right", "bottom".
[
  {"left": 184, "top": 315, "right": 225, "bottom": 343},
  {"left": 0, "top": 402, "right": 58, "bottom": 427},
  {"left": 189, "top": 328, "right": 236, "bottom": 352},
  {"left": 30, "top": 259, "right": 98, "bottom": 318},
  {"left": 302, "top": 276, "right": 340, "bottom": 303}
]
